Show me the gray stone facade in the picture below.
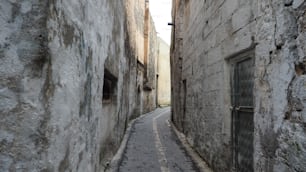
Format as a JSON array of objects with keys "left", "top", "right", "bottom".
[
  {"left": 0, "top": 0, "right": 158, "bottom": 171},
  {"left": 171, "top": 0, "right": 306, "bottom": 171},
  {"left": 125, "top": 0, "right": 158, "bottom": 117},
  {"left": 157, "top": 38, "right": 171, "bottom": 106}
]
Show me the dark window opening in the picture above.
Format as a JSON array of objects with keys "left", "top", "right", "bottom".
[{"left": 102, "top": 69, "right": 117, "bottom": 103}]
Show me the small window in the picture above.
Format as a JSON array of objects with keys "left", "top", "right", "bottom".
[{"left": 102, "top": 69, "right": 117, "bottom": 103}]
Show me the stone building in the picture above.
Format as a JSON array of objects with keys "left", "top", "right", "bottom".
[
  {"left": 0, "top": 0, "right": 158, "bottom": 171},
  {"left": 125, "top": 0, "right": 158, "bottom": 117},
  {"left": 157, "top": 38, "right": 171, "bottom": 106},
  {"left": 170, "top": 0, "right": 306, "bottom": 172}
]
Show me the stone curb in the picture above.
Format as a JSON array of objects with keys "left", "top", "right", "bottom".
[{"left": 169, "top": 120, "right": 214, "bottom": 172}]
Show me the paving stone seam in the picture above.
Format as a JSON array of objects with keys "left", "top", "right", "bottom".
[
  {"left": 153, "top": 110, "right": 171, "bottom": 172},
  {"left": 105, "top": 108, "right": 169, "bottom": 172}
]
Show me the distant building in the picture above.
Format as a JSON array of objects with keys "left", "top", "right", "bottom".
[{"left": 157, "top": 38, "right": 171, "bottom": 107}]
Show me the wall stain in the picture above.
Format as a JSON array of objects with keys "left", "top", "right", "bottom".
[
  {"left": 76, "top": 151, "right": 83, "bottom": 171},
  {"left": 62, "top": 18, "right": 75, "bottom": 47},
  {"left": 99, "top": 135, "right": 117, "bottom": 170},
  {"left": 295, "top": 62, "right": 306, "bottom": 76},
  {"left": 10, "top": 2, "right": 20, "bottom": 23},
  {"left": 79, "top": 47, "right": 93, "bottom": 121},
  {"left": 42, "top": 58, "right": 55, "bottom": 103},
  {"left": 286, "top": 74, "right": 305, "bottom": 122},
  {"left": 259, "top": 128, "right": 280, "bottom": 172},
  {"left": 58, "top": 145, "right": 70, "bottom": 172}
]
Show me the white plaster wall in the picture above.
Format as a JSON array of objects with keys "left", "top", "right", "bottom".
[
  {"left": 157, "top": 38, "right": 171, "bottom": 106},
  {"left": 0, "top": 0, "right": 132, "bottom": 171}
]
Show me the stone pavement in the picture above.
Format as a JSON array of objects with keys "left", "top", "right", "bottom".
[{"left": 118, "top": 107, "right": 200, "bottom": 172}]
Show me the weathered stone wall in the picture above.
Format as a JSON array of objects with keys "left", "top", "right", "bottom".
[
  {"left": 171, "top": 0, "right": 306, "bottom": 171},
  {"left": 124, "top": 0, "right": 145, "bottom": 117},
  {"left": 157, "top": 38, "right": 171, "bottom": 106},
  {"left": 0, "top": 0, "right": 158, "bottom": 171},
  {"left": 0, "top": 1, "right": 51, "bottom": 171},
  {"left": 171, "top": 0, "right": 185, "bottom": 132},
  {"left": 255, "top": 1, "right": 306, "bottom": 171},
  {"left": 143, "top": 15, "right": 158, "bottom": 113},
  {"left": 125, "top": 0, "right": 145, "bottom": 65},
  {"left": 48, "top": 1, "right": 132, "bottom": 171},
  {"left": 125, "top": 0, "right": 158, "bottom": 115}
]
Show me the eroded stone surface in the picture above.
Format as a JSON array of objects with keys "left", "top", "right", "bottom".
[
  {"left": 0, "top": 0, "right": 159, "bottom": 171},
  {"left": 170, "top": 0, "right": 306, "bottom": 171}
]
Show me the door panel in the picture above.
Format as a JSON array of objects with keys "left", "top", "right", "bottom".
[{"left": 232, "top": 57, "right": 254, "bottom": 172}]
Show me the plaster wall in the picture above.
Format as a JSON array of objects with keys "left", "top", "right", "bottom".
[
  {"left": 0, "top": 0, "right": 159, "bottom": 171},
  {"left": 157, "top": 38, "right": 171, "bottom": 106}
]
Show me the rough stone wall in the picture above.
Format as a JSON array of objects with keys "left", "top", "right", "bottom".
[
  {"left": 125, "top": 0, "right": 145, "bottom": 65},
  {"left": 125, "top": 0, "right": 158, "bottom": 115},
  {"left": 157, "top": 38, "right": 171, "bottom": 106},
  {"left": 0, "top": 0, "right": 158, "bottom": 171},
  {"left": 171, "top": 0, "right": 306, "bottom": 171},
  {"left": 47, "top": 1, "right": 130, "bottom": 170},
  {"left": 255, "top": 1, "right": 306, "bottom": 172},
  {"left": 124, "top": 0, "right": 144, "bottom": 118},
  {"left": 0, "top": 1, "right": 50, "bottom": 171},
  {"left": 171, "top": 0, "right": 185, "bottom": 132},
  {"left": 143, "top": 15, "right": 158, "bottom": 113}
]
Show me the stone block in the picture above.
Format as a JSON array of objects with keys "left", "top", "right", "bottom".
[
  {"left": 232, "top": 5, "right": 252, "bottom": 32},
  {"left": 221, "top": 0, "right": 239, "bottom": 20}
]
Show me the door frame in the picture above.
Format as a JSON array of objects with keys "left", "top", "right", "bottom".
[{"left": 229, "top": 50, "right": 255, "bottom": 172}]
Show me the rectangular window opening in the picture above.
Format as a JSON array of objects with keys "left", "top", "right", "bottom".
[{"left": 102, "top": 69, "right": 117, "bottom": 103}]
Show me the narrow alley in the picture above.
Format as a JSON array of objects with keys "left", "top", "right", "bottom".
[
  {"left": 118, "top": 107, "right": 199, "bottom": 172},
  {"left": 1, "top": 0, "right": 306, "bottom": 172}
]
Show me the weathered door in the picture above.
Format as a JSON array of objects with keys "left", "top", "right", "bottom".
[{"left": 232, "top": 57, "right": 254, "bottom": 172}]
